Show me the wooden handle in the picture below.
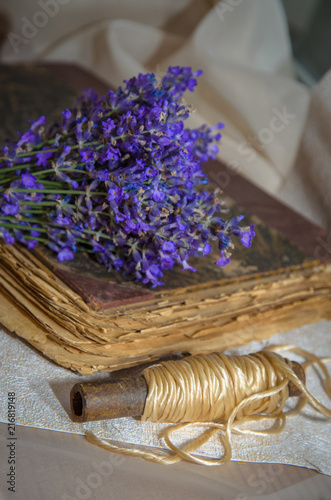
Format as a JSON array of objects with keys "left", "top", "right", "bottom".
[
  {"left": 70, "top": 377, "right": 148, "bottom": 422},
  {"left": 70, "top": 360, "right": 305, "bottom": 423}
]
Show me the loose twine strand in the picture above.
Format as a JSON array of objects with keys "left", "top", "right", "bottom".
[{"left": 85, "top": 346, "right": 331, "bottom": 466}]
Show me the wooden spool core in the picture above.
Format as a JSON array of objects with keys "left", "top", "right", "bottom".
[{"left": 288, "top": 361, "right": 306, "bottom": 397}]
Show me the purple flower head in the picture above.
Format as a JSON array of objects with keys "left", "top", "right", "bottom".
[
  {"left": 62, "top": 109, "right": 72, "bottom": 130},
  {"left": 92, "top": 240, "right": 106, "bottom": 254},
  {"left": 152, "top": 187, "right": 165, "bottom": 202},
  {"left": 108, "top": 185, "right": 123, "bottom": 203},
  {"left": 57, "top": 247, "right": 74, "bottom": 262},
  {"left": 228, "top": 215, "right": 245, "bottom": 228},
  {"left": 80, "top": 148, "right": 95, "bottom": 163},
  {"left": 21, "top": 173, "right": 37, "bottom": 188},
  {"left": 62, "top": 109, "right": 71, "bottom": 120},
  {"left": 36, "top": 151, "right": 53, "bottom": 167},
  {"left": 27, "top": 239, "right": 38, "bottom": 249},
  {"left": 162, "top": 67, "right": 203, "bottom": 97},
  {"left": 98, "top": 170, "right": 109, "bottom": 181},
  {"left": 63, "top": 145, "right": 71, "bottom": 157},
  {"left": 107, "top": 89, "right": 117, "bottom": 106},
  {"left": 159, "top": 251, "right": 175, "bottom": 270},
  {"left": 181, "top": 259, "right": 197, "bottom": 272},
  {"left": 240, "top": 225, "right": 256, "bottom": 248},
  {"left": 144, "top": 264, "right": 164, "bottom": 288},
  {"left": 202, "top": 243, "right": 212, "bottom": 256},
  {"left": 81, "top": 88, "right": 98, "bottom": 102},
  {"left": 29, "top": 116, "right": 46, "bottom": 131},
  {"left": 175, "top": 216, "right": 187, "bottom": 231},
  {"left": 16, "top": 130, "right": 35, "bottom": 148},
  {"left": 31, "top": 226, "right": 40, "bottom": 237},
  {"left": 215, "top": 250, "right": 231, "bottom": 267},
  {"left": 99, "top": 145, "right": 120, "bottom": 163},
  {"left": 157, "top": 135, "right": 172, "bottom": 147},
  {"left": 161, "top": 241, "right": 176, "bottom": 253},
  {"left": 113, "top": 258, "right": 124, "bottom": 271},
  {"left": 145, "top": 165, "right": 158, "bottom": 178},
  {"left": 55, "top": 171, "right": 79, "bottom": 189},
  {"left": 102, "top": 118, "right": 116, "bottom": 137},
  {"left": 0, "top": 228, "right": 15, "bottom": 245},
  {"left": 1, "top": 203, "right": 19, "bottom": 216},
  {"left": 218, "top": 233, "right": 231, "bottom": 250},
  {"left": 56, "top": 214, "right": 71, "bottom": 226}
]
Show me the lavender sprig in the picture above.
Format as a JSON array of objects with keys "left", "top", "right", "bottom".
[{"left": 0, "top": 66, "right": 255, "bottom": 288}]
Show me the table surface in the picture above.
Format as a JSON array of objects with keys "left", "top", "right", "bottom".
[
  {"left": 1, "top": 422, "right": 331, "bottom": 500},
  {"left": 0, "top": 63, "right": 330, "bottom": 500}
]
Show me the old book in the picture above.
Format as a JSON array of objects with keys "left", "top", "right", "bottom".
[{"left": 0, "top": 64, "right": 330, "bottom": 374}]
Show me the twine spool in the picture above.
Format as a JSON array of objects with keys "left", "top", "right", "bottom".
[{"left": 85, "top": 345, "right": 331, "bottom": 465}]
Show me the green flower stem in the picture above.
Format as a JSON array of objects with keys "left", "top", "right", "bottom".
[
  {"left": 29, "top": 131, "right": 76, "bottom": 151},
  {"left": 23, "top": 235, "right": 48, "bottom": 243},
  {"left": 53, "top": 202, "right": 77, "bottom": 209},
  {"left": 15, "top": 141, "right": 100, "bottom": 158},
  {"left": 1, "top": 188, "right": 92, "bottom": 195},
  {"left": 0, "top": 176, "right": 76, "bottom": 188},
  {"left": 74, "top": 237, "right": 93, "bottom": 245},
  {"left": 0, "top": 222, "right": 49, "bottom": 233},
  {"left": 36, "top": 181, "right": 68, "bottom": 188},
  {"left": 0, "top": 163, "right": 37, "bottom": 175},
  {"left": 1, "top": 216, "right": 47, "bottom": 224},
  {"left": 35, "top": 138, "right": 57, "bottom": 148},
  {"left": 2, "top": 216, "right": 71, "bottom": 231},
  {"left": 82, "top": 229, "right": 113, "bottom": 240},
  {"left": 32, "top": 168, "right": 65, "bottom": 176},
  {"left": 15, "top": 148, "right": 63, "bottom": 157},
  {"left": 0, "top": 177, "right": 17, "bottom": 186},
  {"left": 34, "top": 168, "right": 90, "bottom": 177},
  {"left": 1, "top": 216, "right": 114, "bottom": 242},
  {"left": 19, "top": 209, "right": 46, "bottom": 214},
  {"left": 19, "top": 200, "right": 76, "bottom": 210},
  {"left": 93, "top": 211, "right": 112, "bottom": 216},
  {"left": 0, "top": 161, "right": 90, "bottom": 177},
  {"left": 22, "top": 201, "right": 67, "bottom": 207},
  {"left": 14, "top": 131, "right": 133, "bottom": 159},
  {"left": 102, "top": 110, "right": 116, "bottom": 120}
]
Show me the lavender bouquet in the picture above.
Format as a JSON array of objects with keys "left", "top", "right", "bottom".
[{"left": 0, "top": 67, "right": 255, "bottom": 288}]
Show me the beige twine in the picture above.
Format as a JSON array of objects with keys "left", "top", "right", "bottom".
[{"left": 85, "top": 346, "right": 331, "bottom": 465}]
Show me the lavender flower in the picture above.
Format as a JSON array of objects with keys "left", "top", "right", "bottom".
[{"left": 0, "top": 66, "right": 255, "bottom": 287}]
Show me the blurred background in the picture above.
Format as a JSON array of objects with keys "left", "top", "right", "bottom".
[
  {"left": 1, "top": 0, "right": 330, "bottom": 84},
  {"left": 281, "top": 0, "right": 331, "bottom": 86}
]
